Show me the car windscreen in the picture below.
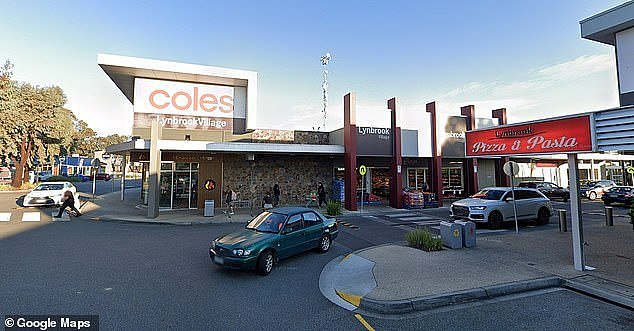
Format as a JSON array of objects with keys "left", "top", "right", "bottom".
[
  {"left": 246, "top": 212, "right": 287, "bottom": 233},
  {"left": 34, "top": 184, "right": 64, "bottom": 191},
  {"left": 470, "top": 189, "right": 506, "bottom": 200}
]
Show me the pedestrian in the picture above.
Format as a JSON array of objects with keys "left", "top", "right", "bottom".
[
  {"left": 56, "top": 190, "right": 81, "bottom": 218},
  {"left": 317, "top": 182, "right": 326, "bottom": 208},
  {"left": 273, "top": 183, "right": 280, "bottom": 207},
  {"left": 225, "top": 187, "right": 236, "bottom": 214},
  {"left": 262, "top": 191, "right": 273, "bottom": 210}
]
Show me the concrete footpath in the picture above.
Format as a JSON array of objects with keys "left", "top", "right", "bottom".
[
  {"left": 79, "top": 189, "right": 254, "bottom": 225},
  {"left": 320, "top": 219, "right": 634, "bottom": 315}
]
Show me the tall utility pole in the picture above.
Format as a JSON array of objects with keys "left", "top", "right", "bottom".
[{"left": 320, "top": 52, "right": 331, "bottom": 131}]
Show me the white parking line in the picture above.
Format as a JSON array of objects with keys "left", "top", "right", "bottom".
[
  {"left": 399, "top": 216, "right": 433, "bottom": 221},
  {"left": 21, "top": 212, "right": 40, "bottom": 222},
  {"left": 0, "top": 212, "right": 10, "bottom": 222},
  {"left": 414, "top": 220, "right": 441, "bottom": 226},
  {"left": 384, "top": 213, "right": 416, "bottom": 218}
]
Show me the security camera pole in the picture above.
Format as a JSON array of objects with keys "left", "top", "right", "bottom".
[{"left": 320, "top": 52, "right": 331, "bottom": 131}]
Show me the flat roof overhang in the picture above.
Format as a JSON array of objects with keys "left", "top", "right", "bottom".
[
  {"left": 580, "top": 1, "right": 634, "bottom": 45},
  {"left": 105, "top": 139, "right": 344, "bottom": 156}
]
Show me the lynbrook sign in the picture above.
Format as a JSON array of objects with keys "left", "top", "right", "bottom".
[{"left": 465, "top": 115, "right": 593, "bottom": 157}]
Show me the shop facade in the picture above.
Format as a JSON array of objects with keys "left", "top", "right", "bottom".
[{"left": 100, "top": 53, "right": 632, "bottom": 215}]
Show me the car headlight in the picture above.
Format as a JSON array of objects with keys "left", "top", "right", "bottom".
[
  {"left": 210, "top": 241, "right": 216, "bottom": 249},
  {"left": 232, "top": 249, "right": 251, "bottom": 256},
  {"left": 469, "top": 206, "right": 487, "bottom": 210}
]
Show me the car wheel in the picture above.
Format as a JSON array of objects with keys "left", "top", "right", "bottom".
[
  {"left": 537, "top": 208, "right": 550, "bottom": 225},
  {"left": 588, "top": 191, "right": 597, "bottom": 200},
  {"left": 488, "top": 211, "right": 504, "bottom": 229},
  {"left": 256, "top": 250, "right": 274, "bottom": 276},
  {"left": 318, "top": 235, "right": 331, "bottom": 253}
]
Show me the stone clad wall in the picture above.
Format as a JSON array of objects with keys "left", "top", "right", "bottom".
[
  {"left": 222, "top": 154, "right": 333, "bottom": 206},
  {"left": 293, "top": 131, "right": 330, "bottom": 145}
]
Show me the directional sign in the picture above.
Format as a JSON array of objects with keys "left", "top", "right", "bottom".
[
  {"left": 627, "top": 166, "right": 634, "bottom": 175},
  {"left": 359, "top": 165, "right": 367, "bottom": 176}
]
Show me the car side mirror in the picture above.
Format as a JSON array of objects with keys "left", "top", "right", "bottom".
[
  {"left": 281, "top": 227, "right": 292, "bottom": 235},
  {"left": 504, "top": 197, "right": 514, "bottom": 202}
]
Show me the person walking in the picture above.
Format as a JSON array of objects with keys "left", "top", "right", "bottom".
[
  {"left": 56, "top": 190, "right": 81, "bottom": 218},
  {"left": 317, "top": 182, "right": 326, "bottom": 208},
  {"left": 225, "top": 187, "right": 236, "bottom": 214},
  {"left": 273, "top": 183, "right": 280, "bottom": 207}
]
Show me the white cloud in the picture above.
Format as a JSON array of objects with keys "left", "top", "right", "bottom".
[{"left": 434, "top": 53, "right": 618, "bottom": 123}]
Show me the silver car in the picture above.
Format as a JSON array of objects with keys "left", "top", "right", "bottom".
[
  {"left": 450, "top": 187, "right": 553, "bottom": 229},
  {"left": 581, "top": 180, "right": 616, "bottom": 200}
]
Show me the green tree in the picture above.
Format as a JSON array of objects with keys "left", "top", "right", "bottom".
[{"left": 0, "top": 60, "right": 74, "bottom": 187}]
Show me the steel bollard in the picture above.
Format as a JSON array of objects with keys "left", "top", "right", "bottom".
[
  {"left": 558, "top": 209, "right": 567, "bottom": 232},
  {"left": 605, "top": 206, "right": 614, "bottom": 226}
]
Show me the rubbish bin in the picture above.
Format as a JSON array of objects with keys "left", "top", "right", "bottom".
[
  {"left": 455, "top": 220, "right": 476, "bottom": 248},
  {"left": 204, "top": 200, "right": 215, "bottom": 217},
  {"left": 440, "top": 221, "right": 463, "bottom": 249}
]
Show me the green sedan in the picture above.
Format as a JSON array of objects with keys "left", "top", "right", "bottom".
[{"left": 209, "top": 207, "right": 339, "bottom": 275}]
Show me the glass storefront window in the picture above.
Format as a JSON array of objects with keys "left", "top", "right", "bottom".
[
  {"left": 175, "top": 162, "right": 190, "bottom": 171},
  {"left": 407, "top": 168, "right": 429, "bottom": 191},
  {"left": 442, "top": 166, "right": 464, "bottom": 197},
  {"left": 156, "top": 162, "right": 199, "bottom": 209}
]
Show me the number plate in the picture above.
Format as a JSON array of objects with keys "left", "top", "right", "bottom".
[{"left": 213, "top": 256, "right": 224, "bottom": 264}]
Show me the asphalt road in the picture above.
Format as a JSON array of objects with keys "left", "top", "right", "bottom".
[{"left": 0, "top": 197, "right": 631, "bottom": 330}]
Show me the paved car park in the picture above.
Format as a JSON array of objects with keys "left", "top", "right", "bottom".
[{"left": 0, "top": 190, "right": 631, "bottom": 329}]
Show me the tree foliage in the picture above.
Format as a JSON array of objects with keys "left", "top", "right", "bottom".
[{"left": 0, "top": 60, "right": 127, "bottom": 186}]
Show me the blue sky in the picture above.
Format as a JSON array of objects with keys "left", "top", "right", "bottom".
[{"left": 0, "top": 0, "right": 625, "bottom": 135}]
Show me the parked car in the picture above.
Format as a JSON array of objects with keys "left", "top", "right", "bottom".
[
  {"left": 601, "top": 186, "right": 634, "bottom": 206},
  {"left": 581, "top": 180, "right": 616, "bottom": 200},
  {"left": 209, "top": 207, "right": 339, "bottom": 275},
  {"left": 518, "top": 181, "right": 570, "bottom": 202},
  {"left": 450, "top": 187, "right": 553, "bottom": 229},
  {"left": 89, "top": 173, "right": 111, "bottom": 181},
  {"left": 23, "top": 181, "right": 77, "bottom": 207}
]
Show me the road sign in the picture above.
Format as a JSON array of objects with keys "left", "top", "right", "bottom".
[
  {"left": 503, "top": 161, "right": 519, "bottom": 177},
  {"left": 627, "top": 166, "right": 634, "bottom": 175},
  {"left": 359, "top": 165, "right": 367, "bottom": 176},
  {"left": 91, "top": 158, "right": 101, "bottom": 168}
]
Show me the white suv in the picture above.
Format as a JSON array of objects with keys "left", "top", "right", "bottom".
[{"left": 450, "top": 187, "right": 553, "bottom": 229}]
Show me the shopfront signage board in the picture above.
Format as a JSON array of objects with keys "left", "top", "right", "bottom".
[
  {"left": 356, "top": 127, "right": 392, "bottom": 156},
  {"left": 465, "top": 115, "right": 593, "bottom": 157},
  {"left": 133, "top": 78, "right": 247, "bottom": 131}
]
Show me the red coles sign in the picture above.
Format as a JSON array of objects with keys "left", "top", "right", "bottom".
[{"left": 465, "top": 115, "right": 593, "bottom": 157}]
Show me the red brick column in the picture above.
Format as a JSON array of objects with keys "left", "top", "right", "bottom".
[
  {"left": 388, "top": 97, "right": 403, "bottom": 209},
  {"left": 426, "top": 102, "right": 443, "bottom": 207},
  {"left": 461, "top": 105, "right": 478, "bottom": 195},
  {"left": 492, "top": 108, "right": 509, "bottom": 187},
  {"left": 344, "top": 93, "right": 358, "bottom": 211}
]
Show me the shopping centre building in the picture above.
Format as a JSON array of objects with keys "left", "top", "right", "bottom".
[{"left": 101, "top": 7, "right": 634, "bottom": 216}]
